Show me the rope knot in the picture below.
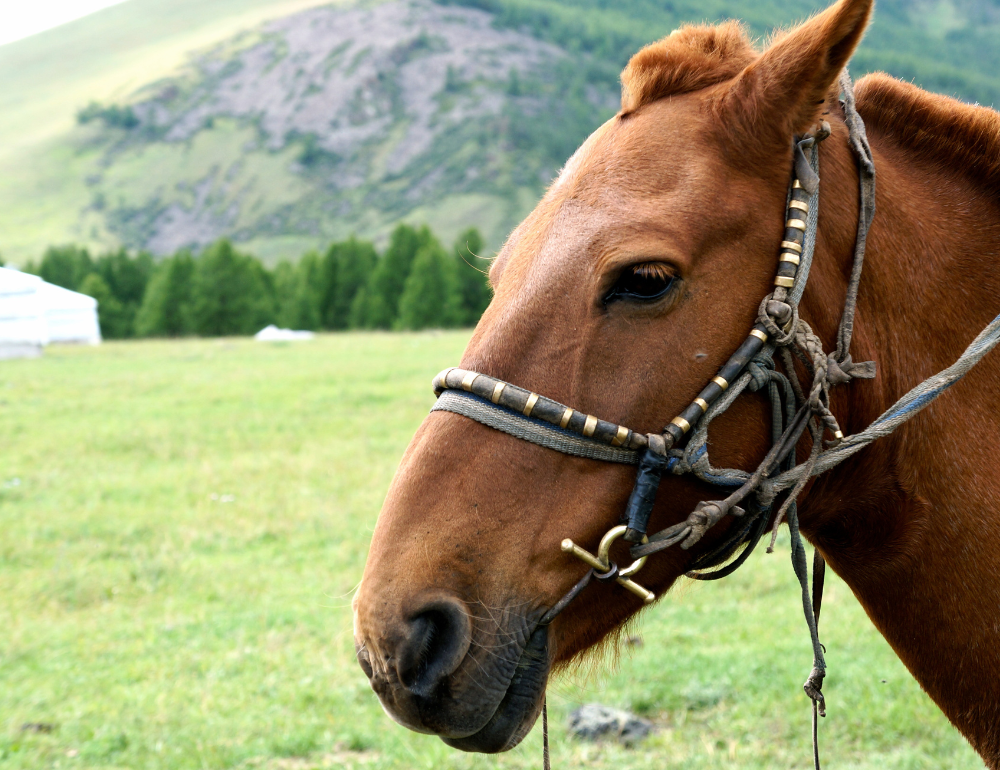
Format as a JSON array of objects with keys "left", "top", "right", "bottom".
[
  {"left": 758, "top": 295, "right": 798, "bottom": 346},
  {"left": 803, "top": 667, "right": 827, "bottom": 718},
  {"left": 681, "top": 500, "right": 745, "bottom": 549},
  {"left": 826, "top": 354, "right": 876, "bottom": 385},
  {"left": 747, "top": 361, "right": 771, "bottom": 393}
]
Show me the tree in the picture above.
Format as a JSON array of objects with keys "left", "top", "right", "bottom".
[
  {"left": 452, "top": 228, "right": 490, "bottom": 325},
  {"left": 359, "top": 224, "right": 430, "bottom": 329},
  {"left": 275, "top": 251, "right": 322, "bottom": 330},
  {"left": 92, "top": 248, "right": 154, "bottom": 337},
  {"left": 189, "top": 240, "right": 275, "bottom": 336},
  {"left": 135, "top": 252, "right": 195, "bottom": 337},
  {"left": 39, "top": 245, "right": 93, "bottom": 290},
  {"left": 78, "top": 273, "right": 130, "bottom": 339},
  {"left": 396, "top": 239, "right": 463, "bottom": 330},
  {"left": 320, "top": 236, "right": 377, "bottom": 330}
]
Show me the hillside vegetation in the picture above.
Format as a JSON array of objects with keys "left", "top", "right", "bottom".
[{"left": 1, "top": 0, "right": 999, "bottom": 264}]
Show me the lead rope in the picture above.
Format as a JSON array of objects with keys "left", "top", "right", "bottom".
[
  {"left": 542, "top": 697, "right": 550, "bottom": 770},
  {"left": 811, "top": 551, "right": 827, "bottom": 770}
]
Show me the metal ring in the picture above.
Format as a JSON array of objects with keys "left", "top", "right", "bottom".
[
  {"left": 596, "top": 525, "right": 648, "bottom": 579},
  {"left": 593, "top": 561, "right": 619, "bottom": 581}
]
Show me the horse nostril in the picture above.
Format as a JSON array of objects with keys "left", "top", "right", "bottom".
[
  {"left": 396, "top": 597, "right": 472, "bottom": 696},
  {"left": 356, "top": 646, "right": 374, "bottom": 679}
]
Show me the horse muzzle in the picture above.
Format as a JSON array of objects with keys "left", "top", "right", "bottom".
[{"left": 353, "top": 591, "right": 550, "bottom": 752}]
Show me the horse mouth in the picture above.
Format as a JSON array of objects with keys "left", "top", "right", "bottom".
[{"left": 442, "top": 623, "right": 550, "bottom": 753}]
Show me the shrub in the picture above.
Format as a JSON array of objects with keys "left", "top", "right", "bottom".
[{"left": 77, "top": 102, "right": 140, "bottom": 129}]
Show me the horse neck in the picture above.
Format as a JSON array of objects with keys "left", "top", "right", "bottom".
[{"left": 796, "top": 119, "right": 1000, "bottom": 762}]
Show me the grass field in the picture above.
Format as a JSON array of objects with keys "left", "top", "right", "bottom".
[{"left": 0, "top": 334, "right": 984, "bottom": 769}]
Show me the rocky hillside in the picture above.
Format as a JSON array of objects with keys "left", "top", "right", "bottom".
[
  {"left": 3, "top": 0, "right": 1000, "bottom": 264},
  {"left": 45, "top": 0, "right": 612, "bottom": 261}
]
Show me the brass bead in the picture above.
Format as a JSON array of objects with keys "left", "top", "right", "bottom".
[
  {"left": 491, "top": 382, "right": 506, "bottom": 404},
  {"left": 670, "top": 415, "right": 691, "bottom": 433},
  {"left": 750, "top": 329, "right": 768, "bottom": 342},
  {"left": 523, "top": 393, "right": 539, "bottom": 417},
  {"left": 774, "top": 276, "right": 795, "bottom": 288},
  {"left": 780, "top": 240, "right": 803, "bottom": 253},
  {"left": 583, "top": 415, "right": 598, "bottom": 437}
]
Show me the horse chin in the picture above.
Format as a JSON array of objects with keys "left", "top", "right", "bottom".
[{"left": 442, "top": 624, "right": 550, "bottom": 753}]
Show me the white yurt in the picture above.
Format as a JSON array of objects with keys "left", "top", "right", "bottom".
[
  {"left": 37, "top": 280, "right": 102, "bottom": 345},
  {"left": 0, "top": 268, "right": 47, "bottom": 359},
  {"left": 0, "top": 267, "right": 101, "bottom": 359}
]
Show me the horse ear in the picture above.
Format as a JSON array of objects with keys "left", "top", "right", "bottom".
[{"left": 722, "top": 0, "right": 872, "bottom": 144}]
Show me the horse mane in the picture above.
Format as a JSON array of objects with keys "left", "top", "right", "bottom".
[
  {"left": 619, "top": 21, "right": 757, "bottom": 115},
  {"left": 856, "top": 73, "right": 1000, "bottom": 192},
  {"left": 622, "top": 23, "right": 1000, "bottom": 191}
]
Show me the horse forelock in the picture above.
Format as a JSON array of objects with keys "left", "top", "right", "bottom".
[{"left": 620, "top": 20, "right": 757, "bottom": 115}]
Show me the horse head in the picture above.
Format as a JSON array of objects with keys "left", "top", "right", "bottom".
[{"left": 353, "top": 0, "right": 872, "bottom": 753}]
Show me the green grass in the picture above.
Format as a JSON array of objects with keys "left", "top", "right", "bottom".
[{"left": 0, "top": 334, "right": 984, "bottom": 769}]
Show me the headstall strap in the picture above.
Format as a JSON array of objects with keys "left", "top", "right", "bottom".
[{"left": 429, "top": 69, "right": 1000, "bottom": 770}]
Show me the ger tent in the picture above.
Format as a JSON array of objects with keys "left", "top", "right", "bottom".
[
  {"left": 0, "top": 267, "right": 101, "bottom": 358},
  {"left": 0, "top": 268, "right": 47, "bottom": 359},
  {"left": 37, "top": 281, "right": 101, "bottom": 345}
]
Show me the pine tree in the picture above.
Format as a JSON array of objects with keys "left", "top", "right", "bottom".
[
  {"left": 452, "top": 228, "right": 490, "bottom": 325},
  {"left": 189, "top": 240, "right": 275, "bottom": 336},
  {"left": 135, "top": 252, "right": 195, "bottom": 337},
  {"left": 78, "top": 273, "right": 129, "bottom": 338},
  {"left": 320, "top": 237, "right": 376, "bottom": 330},
  {"left": 92, "top": 248, "right": 154, "bottom": 337},
  {"left": 276, "top": 251, "right": 322, "bottom": 330},
  {"left": 39, "top": 245, "right": 93, "bottom": 290},
  {"left": 396, "top": 239, "right": 463, "bottom": 330},
  {"left": 360, "top": 224, "right": 429, "bottom": 329}
]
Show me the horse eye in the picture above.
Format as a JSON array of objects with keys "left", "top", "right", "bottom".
[{"left": 606, "top": 263, "right": 676, "bottom": 303}]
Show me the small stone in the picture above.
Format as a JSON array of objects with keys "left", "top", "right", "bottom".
[
  {"left": 20, "top": 722, "right": 54, "bottom": 733},
  {"left": 567, "top": 703, "right": 652, "bottom": 745}
]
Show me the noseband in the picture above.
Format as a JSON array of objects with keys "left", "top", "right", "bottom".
[{"left": 428, "top": 71, "right": 1000, "bottom": 769}]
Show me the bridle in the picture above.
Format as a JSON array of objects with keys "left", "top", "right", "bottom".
[{"left": 428, "top": 71, "right": 1000, "bottom": 769}]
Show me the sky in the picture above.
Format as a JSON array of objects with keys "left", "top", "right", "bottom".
[{"left": 0, "top": 0, "right": 130, "bottom": 47}]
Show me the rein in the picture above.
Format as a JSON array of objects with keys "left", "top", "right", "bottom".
[{"left": 429, "top": 71, "right": 1000, "bottom": 768}]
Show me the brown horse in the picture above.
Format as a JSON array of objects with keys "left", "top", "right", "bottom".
[{"left": 353, "top": 0, "right": 1000, "bottom": 764}]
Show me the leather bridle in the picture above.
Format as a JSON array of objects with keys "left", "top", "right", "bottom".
[{"left": 426, "top": 70, "right": 1000, "bottom": 768}]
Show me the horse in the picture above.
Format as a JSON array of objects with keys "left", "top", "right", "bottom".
[{"left": 353, "top": 0, "right": 1000, "bottom": 764}]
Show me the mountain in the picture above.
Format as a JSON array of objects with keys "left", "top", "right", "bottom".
[{"left": 2, "top": 0, "right": 999, "bottom": 265}]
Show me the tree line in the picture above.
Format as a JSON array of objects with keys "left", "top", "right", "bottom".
[{"left": 20, "top": 225, "right": 491, "bottom": 338}]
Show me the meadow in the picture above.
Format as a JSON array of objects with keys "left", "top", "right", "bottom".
[{"left": 0, "top": 333, "right": 984, "bottom": 769}]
